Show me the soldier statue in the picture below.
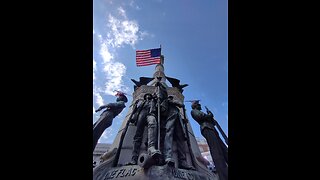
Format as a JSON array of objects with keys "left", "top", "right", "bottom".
[
  {"left": 93, "top": 92, "right": 128, "bottom": 152},
  {"left": 163, "top": 95, "right": 195, "bottom": 170},
  {"left": 190, "top": 101, "right": 228, "bottom": 180},
  {"left": 126, "top": 93, "right": 161, "bottom": 165}
]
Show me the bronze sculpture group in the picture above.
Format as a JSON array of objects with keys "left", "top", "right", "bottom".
[
  {"left": 125, "top": 79, "right": 195, "bottom": 170},
  {"left": 93, "top": 78, "right": 228, "bottom": 179}
]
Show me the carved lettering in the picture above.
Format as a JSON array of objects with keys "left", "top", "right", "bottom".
[
  {"left": 115, "top": 169, "right": 125, "bottom": 178},
  {"left": 103, "top": 168, "right": 138, "bottom": 179},
  {"left": 172, "top": 169, "right": 196, "bottom": 180},
  {"left": 186, "top": 172, "right": 195, "bottom": 180},
  {"left": 131, "top": 168, "right": 137, "bottom": 176},
  {"left": 124, "top": 168, "right": 131, "bottom": 177},
  {"left": 103, "top": 172, "right": 111, "bottom": 180},
  {"left": 110, "top": 170, "right": 118, "bottom": 179}
]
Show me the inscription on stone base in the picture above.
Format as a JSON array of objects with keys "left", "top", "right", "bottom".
[{"left": 94, "top": 165, "right": 216, "bottom": 180}]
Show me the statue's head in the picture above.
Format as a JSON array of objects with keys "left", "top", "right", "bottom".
[
  {"left": 191, "top": 100, "right": 201, "bottom": 110},
  {"left": 144, "top": 93, "right": 153, "bottom": 100},
  {"left": 115, "top": 91, "right": 128, "bottom": 103}
]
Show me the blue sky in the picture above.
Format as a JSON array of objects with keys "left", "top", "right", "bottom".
[{"left": 93, "top": 0, "right": 228, "bottom": 144}]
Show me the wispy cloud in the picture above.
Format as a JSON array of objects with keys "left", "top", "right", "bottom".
[
  {"left": 117, "top": 7, "right": 127, "bottom": 19},
  {"left": 129, "top": 0, "right": 141, "bottom": 10},
  {"left": 99, "top": 39, "right": 113, "bottom": 63},
  {"left": 107, "top": 14, "right": 139, "bottom": 48},
  {"left": 93, "top": 59, "right": 97, "bottom": 81},
  {"left": 94, "top": 91, "right": 104, "bottom": 107},
  {"left": 93, "top": 57, "right": 104, "bottom": 107},
  {"left": 95, "top": 7, "right": 147, "bottom": 96},
  {"left": 103, "top": 62, "right": 127, "bottom": 95},
  {"left": 93, "top": 6, "right": 149, "bottom": 143}
]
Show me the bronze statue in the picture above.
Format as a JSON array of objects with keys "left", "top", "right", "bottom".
[
  {"left": 163, "top": 95, "right": 195, "bottom": 170},
  {"left": 93, "top": 93, "right": 128, "bottom": 152},
  {"left": 166, "top": 76, "right": 188, "bottom": 93},
  {"left": 131, "top": 77, "right": 154, "bottom": 90},
  {"left": 190, "top": 101, "right": 228, "bottom": 180},
  {"left": 126, "top": 93, "right": 161, "bottom": 165}
]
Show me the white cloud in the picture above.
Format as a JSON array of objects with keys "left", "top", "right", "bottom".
[
  {"left": 107, "top": 14, "right": 139, "bottom": 48},
  {"left": 100, "top": 41, "right": 113, "bottom": 63},
  {"left": 98, "top": 37, "right": 127, "bottom": 95},
  {"left": 93, "top": 58, "right": 104, "bottom": 107},
  {"left": 103, "top": 61, "right": 127, "bottom": 95},
  {"left": 93, "top": 59, "right": 97, "bottom": 80},
  {"left": 94, "top": 89, "right": 104, "bottom": 107},
  {"left": 139, "top": 31, "right": 150, "bottom": 40},
  {"left": 118, "top": 6, "right": 127, "bottom": 19},
  {"left": 93, "top": 59, "right": 97, "bottom": 71},
  {"left": 93, "top": 6, "right": 149, "bottom": 143},
  {"left": 95, "top": 9, "right": 146, "bottom": 95}
]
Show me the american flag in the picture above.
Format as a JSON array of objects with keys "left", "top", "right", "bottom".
[{"left": 136, "top": 48, "right": 161, "bottom": 67}]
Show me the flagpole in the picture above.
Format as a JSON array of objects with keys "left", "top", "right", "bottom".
[{"left": 160, "top": 44, "right": 163, "bottom": 65}]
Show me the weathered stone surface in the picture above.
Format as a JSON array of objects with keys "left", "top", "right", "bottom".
[{"left": 93, "top": 164, "right": 217, "bottom": 180}]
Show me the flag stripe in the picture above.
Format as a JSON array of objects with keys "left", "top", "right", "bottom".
[
  {"left": 136, "top": 57, "right": 159, "bottom": 61},
  {"left": 136, "top": 61, "right": 160, "bottom": 66},
  {"left": 135, "top": 48, "right": 161, "bottom": 67},
  {"left": 136, "top": 58, "right": 160, "bottom": 63},
  {"left": 136, "top": 59, "right": 161, "bottom": 65},
  {"left": 136, "top": 60, "right": 161, "bottom": 66}
]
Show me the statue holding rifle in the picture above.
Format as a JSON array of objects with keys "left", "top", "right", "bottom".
[
  {"left": 93, "top": 92, "right": 128, "bottom": 153},
  {"left": 190, "top": 100, "right": 228, "bottom": 180},
  {"left": 126, "top": 93, "right": 161, "bottom": 165}
]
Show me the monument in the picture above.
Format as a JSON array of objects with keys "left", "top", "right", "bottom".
[{"left": 93, "top": 54, "right": 219, "bottom": 180}]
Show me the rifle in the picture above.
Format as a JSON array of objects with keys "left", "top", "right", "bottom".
[
  {"left": 182, "top": 105, "right": 196, "bottom": 169},
  {"left": 112, "top": 100, "right": 139, "bottom": 167},
  {"left": 155, "top": 77, "right": 162, "bottom": 151},
  {"left": 205, "top": 106, "right": 228, "bottom": 146},
  {"left": 113, "top": 90, "right": 132, "bottom": 97},
  {"left": 95, "top": 104, "right": 109, "bottom": 113}
]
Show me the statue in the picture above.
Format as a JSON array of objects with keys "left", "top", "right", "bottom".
[
  {"left": 131, "top": 77, "right": 154, "bottom": 90},
  {"left": 93, "top": 92, "right": 128, "bottom": 152},
  {"left": 126, "top": 93, "right": 161, "bottom": 165},
  {"left": 163, "top": 95, "right": 195, "bottom": 170},
  {"left": 190, "top": 101, "right": 228, "bottom": 180},
  {"left": 166, "top": 76, "right": 188, "bottom": 93},
  {"left": 204, "top": 106, "right": 228, "bottom": 164}
]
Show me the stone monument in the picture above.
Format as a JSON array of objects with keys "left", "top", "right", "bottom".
[{"left": 93, "top": 55, "right": 219, "bottom": 180}]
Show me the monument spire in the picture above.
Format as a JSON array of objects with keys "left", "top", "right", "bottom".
[{"left": 150, "top": 55, "right": 167, "bottom": 86}]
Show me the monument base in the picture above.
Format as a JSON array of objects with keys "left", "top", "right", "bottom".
[{"left": 93, "top": 163, "right": 218, "bottom": 180}]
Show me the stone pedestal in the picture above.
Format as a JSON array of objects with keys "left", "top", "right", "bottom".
[{"left": 93, "top": 163, "right": 217, "bottom": 180}]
